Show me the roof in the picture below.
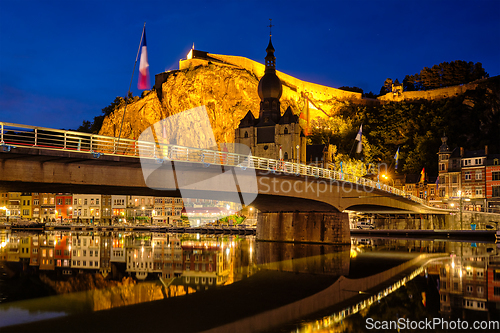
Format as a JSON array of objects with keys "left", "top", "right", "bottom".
[
  {"left": 486, "top": 154, "right": 500, "bottom": 166},
  {"left": 238, "top": 111, "right": 256, "bottom": 128},
  {"left": 405, "top": 174, "right": 421, "bottom": 184},
  {"left": 278, "top": 106, "right": 299, "bottom": 125},
  {"left": 463, "top": 149, "right": 486, "bottom": 158}
]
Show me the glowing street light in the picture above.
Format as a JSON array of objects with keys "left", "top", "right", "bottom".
[
  {"left": 381, "top": 174, "right": 395, "bottom": 187},
  {"left": 457, "top": 190, "right": 471, "bottom": 230}
]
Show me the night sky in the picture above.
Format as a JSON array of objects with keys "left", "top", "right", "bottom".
[{"left": 1, "top": 0, "right": 499, "bottom": 130}]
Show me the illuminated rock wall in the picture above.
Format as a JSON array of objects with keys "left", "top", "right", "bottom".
[
  {"left": 100, "top": 51, "right": 496, "bottom": 145},
  {"left": 100, "top": 54, "right": 362, "bottom": 144}
]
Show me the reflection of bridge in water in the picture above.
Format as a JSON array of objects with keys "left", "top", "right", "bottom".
[
  {"left": 1, "top": 230, "right": 442, "bottom": 333},
  {"left": 207, "top": 251, "right": 441, "bottom": 333},
  {"left": 0, "top": 122, "right": 451, "bottom": 244}
]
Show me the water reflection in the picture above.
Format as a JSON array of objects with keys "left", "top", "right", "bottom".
[
  {"left": 0, "top": 230, "right": 257, "bottom": 327},
  {"left": 2, "top": 230, "right": 498, "bottom": 332},
  {"left": 256, "top": 242, "right": 350, "bottom": 275},
  {"left": 286, "top": 238, "right": 500, "bottom": 333}
]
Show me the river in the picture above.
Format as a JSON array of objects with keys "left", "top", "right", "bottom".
[{"left": 0, "top": 230, "right": 498, "bottom": 332}]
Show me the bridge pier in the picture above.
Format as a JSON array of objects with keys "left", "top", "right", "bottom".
[
  {"left": 256, "top": 211, "right": 350, "bottom": 244},
  {"left": 372, "top": 212, "right": 500, "bottom": 230}
]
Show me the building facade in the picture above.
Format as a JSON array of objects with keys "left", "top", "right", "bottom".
[
  {"left": 235, "top": 36, "right": 306, "bottom": 163},
  {"left": 485, "top": 155, "right": 500, "bottom": 211}
]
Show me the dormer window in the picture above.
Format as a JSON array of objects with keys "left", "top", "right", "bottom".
[
  {"left": 494, "top": 159, "right": 499, "bottom": 166},
  {"left": 244, "top": 131, "right": 249, "bottom": 138},
  {"left": 284, "top": 127, "right": 288, "bottom": 134}
]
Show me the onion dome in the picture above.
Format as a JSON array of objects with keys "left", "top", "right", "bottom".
[
  {"left": 439, "top": 135, "right": 450, "bottom": 153},
  {"left": 257, "top": 37, "right": 282, "bottom": 100}
]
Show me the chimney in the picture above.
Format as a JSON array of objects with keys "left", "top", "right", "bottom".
[
  {"left": 460, "top": 147, "right": 464, "bottom": 157},
  {"left": 485, "top": 145, "right": 488, "bottom": 156}
]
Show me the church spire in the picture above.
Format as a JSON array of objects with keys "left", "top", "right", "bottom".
[
  {"left": 265, "top": 19, "right": 276, "bottom": 72},
  {"left": 257, "top": 21, "right": 282, "bottom": 124}
]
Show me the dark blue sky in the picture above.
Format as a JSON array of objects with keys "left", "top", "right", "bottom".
[{"left": 1, "top": 0, "right": 499, "bottom": 130}]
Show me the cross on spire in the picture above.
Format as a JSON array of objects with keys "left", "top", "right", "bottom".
[{"left": 268, "top": 18, "right": 274, "bottom": 37}]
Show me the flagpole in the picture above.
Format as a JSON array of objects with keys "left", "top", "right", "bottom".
[
  {"left": 115, "top": 22, "right": 146, "bottom": 153},
  {"left": 349, "top": 124, "right": 362, "bottom": 157}
]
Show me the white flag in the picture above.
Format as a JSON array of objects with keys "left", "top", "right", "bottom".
[{"left": 355, "top": 125, "right": 362, "bottom": 153}]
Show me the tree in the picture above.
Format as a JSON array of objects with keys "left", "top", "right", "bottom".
[
  {"left": 403, "top": 74, "right": 417, "bottom": 91},
  {"left": 403, "top": 61, "right": 488, "bottom": 91},
  {"left": 363, "top": 91, "right": 377, "bottom": 99},
  {"left": 75, "top": 93, "right": 139, "bottom": 134},
  {"left": 379, "top": 78, "right": 393, "bottom": 95},
  {"left": 77, "top": 120, "right": 92, "bottom": 133}
]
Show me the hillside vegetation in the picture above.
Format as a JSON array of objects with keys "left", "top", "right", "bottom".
[{"left": 77, "top": 60, "right": 499, "bottom": 177}]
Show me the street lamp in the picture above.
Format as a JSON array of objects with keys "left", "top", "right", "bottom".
[
  {"left": 0, "top": 206, "right": 8, "bottom": 222},
  {"left": 458, "top": 190, "right": 463, "bottom": 230},
  {"left": 457, "top": 191, "right": 470, "bottom": 230},
  {"left": 296, "top": 145, "right": 300, "bottom": 164},
  {"left": 381, "top": 174, "right": 395, "bottom": 187}
]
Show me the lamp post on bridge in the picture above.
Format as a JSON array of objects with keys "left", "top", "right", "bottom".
[
  {"left": 457, "top": 190, "right": 472, "bottom": 230},
  {"left": 381, "top": 174, "right": 395, "bottom": 188}
]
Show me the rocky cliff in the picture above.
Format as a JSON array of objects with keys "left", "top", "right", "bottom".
[{"left": 98, "top": 62, "right": 352, "bottom": 144}]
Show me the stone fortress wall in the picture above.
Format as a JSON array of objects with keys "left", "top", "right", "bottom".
[
  {"left": 179, "top": 53, "right": 363, "bottom": 103},
  {"left": 158, "top": 51, "right": 493, "bottom": 109},
  {"left": 378, "top": 78, "right": 489, "bottom": 102}
]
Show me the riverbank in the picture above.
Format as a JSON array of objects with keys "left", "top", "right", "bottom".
[{"left": 0, "top": 223, "right": 256, "bottom": 236}]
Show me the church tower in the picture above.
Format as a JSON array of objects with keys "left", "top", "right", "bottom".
[
  {"left": 257, "top": 37, "right": 282, "bottom": 124},
  {"left": 235, "top": 26, "right": 306, "bottom": 164}
]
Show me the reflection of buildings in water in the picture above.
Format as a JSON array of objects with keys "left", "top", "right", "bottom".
[
  {"left": 232, "top": 238, "right": 257, "bottom": 281},
  {"left": 437, "top": 242, "right": 498, "bottom": 319},
  {"left": 179, "top": 237, "right": 257, "bottom": 290},
  {"left": 181, "top": 241, "right": 227, "bottom": 290},
  {"left": 488, "top": 254, "right": 500, "bottom": 305},
  {"left": 54, "top": 234, "right": 71, "bottom": 271},
  {"left": 256, "top": 242, "right": 350, "bottom": 276},
  {"left": 110, "top": 233, "right": 126, "bottom": 263},
  {"left": 125, "top": 234, "right": 155, "bottom": 280},
  {"left": 125, "top": 234, "right": 186, "bottom": 280},
  {"left": 0, "top": 231, "right": 257, "bottom": 289},
  {"left": 71, "top": 234, "right": 100, "bottom": 271},
  {"left": 99, "top": 233, "right": 112, "bottom": 277}
]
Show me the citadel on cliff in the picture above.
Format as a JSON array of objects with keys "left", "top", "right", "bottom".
[{"left": 98, "top": 33, "right": 496, "bottom": 164}]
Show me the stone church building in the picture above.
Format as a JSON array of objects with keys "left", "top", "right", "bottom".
[{"left": 234, "top": 37, "right": 307, "bottom": 163}]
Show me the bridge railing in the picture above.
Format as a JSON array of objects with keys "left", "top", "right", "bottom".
[{"left": 0, "top": 121, "right": 427, "bottom": 206}]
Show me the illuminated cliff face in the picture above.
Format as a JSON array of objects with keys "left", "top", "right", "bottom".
[{"left": 98, "top": 62, "right": 351, "bottom": 144}]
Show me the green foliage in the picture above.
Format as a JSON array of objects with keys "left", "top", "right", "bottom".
[
  {"left": 76, "top": 93, "right": 139, "bottom": 134},
  {"left": 403, "top": 60, "right": 488, "bottom": 91},
  {"left": 363, "top": 91, "right": 378, "bottom": 99},
  {"left": 311, "top": 76, "right": 500, "bottom": 176},
  {"left": 379, "top": 78, "right": 393, "bottom": 95},
  {"left": 218, "top": 215, "right": 246, "bottom": 225}
]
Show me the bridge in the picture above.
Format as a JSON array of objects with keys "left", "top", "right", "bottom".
[{"left": 0, "top": 122, "right": 450, "bottom": 243}]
